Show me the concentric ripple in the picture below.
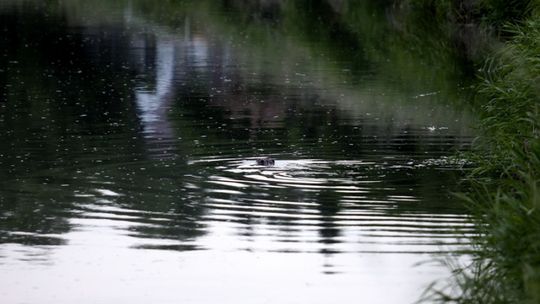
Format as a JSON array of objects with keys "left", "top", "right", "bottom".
[{"left": 179, "top": 156, "right": 474, "bottom": 254}]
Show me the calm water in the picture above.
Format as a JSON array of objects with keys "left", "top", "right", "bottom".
[{"left": 0, "top": 1, "right": 476, "bottom": 303}]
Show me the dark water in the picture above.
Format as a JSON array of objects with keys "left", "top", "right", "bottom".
[{"left": 0, "top": 1, "right": 476, "bottom": 303}]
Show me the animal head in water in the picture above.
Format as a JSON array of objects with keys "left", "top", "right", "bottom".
[{"left": 256, "top": 157, "right": 275, "bottom": 166}]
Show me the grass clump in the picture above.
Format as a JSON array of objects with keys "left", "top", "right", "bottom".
[
  {"left": 423, "top": 15, "right": 540, "bottom": 304},
  {"left": 425, "top": 142, "right": 540, "bottom": 304},
  {"left": 473, "top": 18, "right": 540, "bottom": 174}
]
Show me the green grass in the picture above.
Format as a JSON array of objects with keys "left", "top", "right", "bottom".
[
  {"left": 470, "top": 18, "right": 540, "bottom": 174},
  {"left": 423, "top": 143, "right": 540, "bottom": 303},
  {"left": 421, "top": 13, "right": 540, "bottom": 304}
]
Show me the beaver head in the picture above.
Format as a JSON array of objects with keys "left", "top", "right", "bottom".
[{"left": 256, "top": 157, "right": 275, "bottom": 166}]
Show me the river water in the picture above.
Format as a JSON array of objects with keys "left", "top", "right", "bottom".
[{"left": 0, "top": 1, "right": 476, "bottom": 303}]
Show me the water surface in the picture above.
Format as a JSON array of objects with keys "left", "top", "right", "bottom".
[{"left": 0, "top": 1, "right": 476, "bottom": 303}]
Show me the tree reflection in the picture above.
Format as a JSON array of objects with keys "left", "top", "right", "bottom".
[{"left": 0, "top": 0, "right": 474, "bottom": 267}]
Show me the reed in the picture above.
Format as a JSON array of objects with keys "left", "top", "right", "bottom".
[{"left": 422, "top": 14, "right": 540, "bottom": 304}]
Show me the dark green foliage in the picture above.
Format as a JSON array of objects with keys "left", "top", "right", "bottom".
[
  {"left": 404, "top": 0, "right": 539, "bottom": 28},
  {"left": 479, "top": 0, "right": 539, "bottom": 26}
]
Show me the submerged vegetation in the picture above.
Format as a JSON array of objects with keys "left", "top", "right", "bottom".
[{"left": 409, "top": 0, "right": 540, "bottom": 303}]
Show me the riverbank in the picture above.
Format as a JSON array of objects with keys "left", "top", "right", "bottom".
[{"left": 403, "top": 0, "right": 540, "bottom": 302}]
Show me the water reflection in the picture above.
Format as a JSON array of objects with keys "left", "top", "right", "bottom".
[
  {"left": 186, "top": 157, "right": 473, "bottom": 254},
  {"left": 0, "top": 0, "right": 476, "bottom": 303}
]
